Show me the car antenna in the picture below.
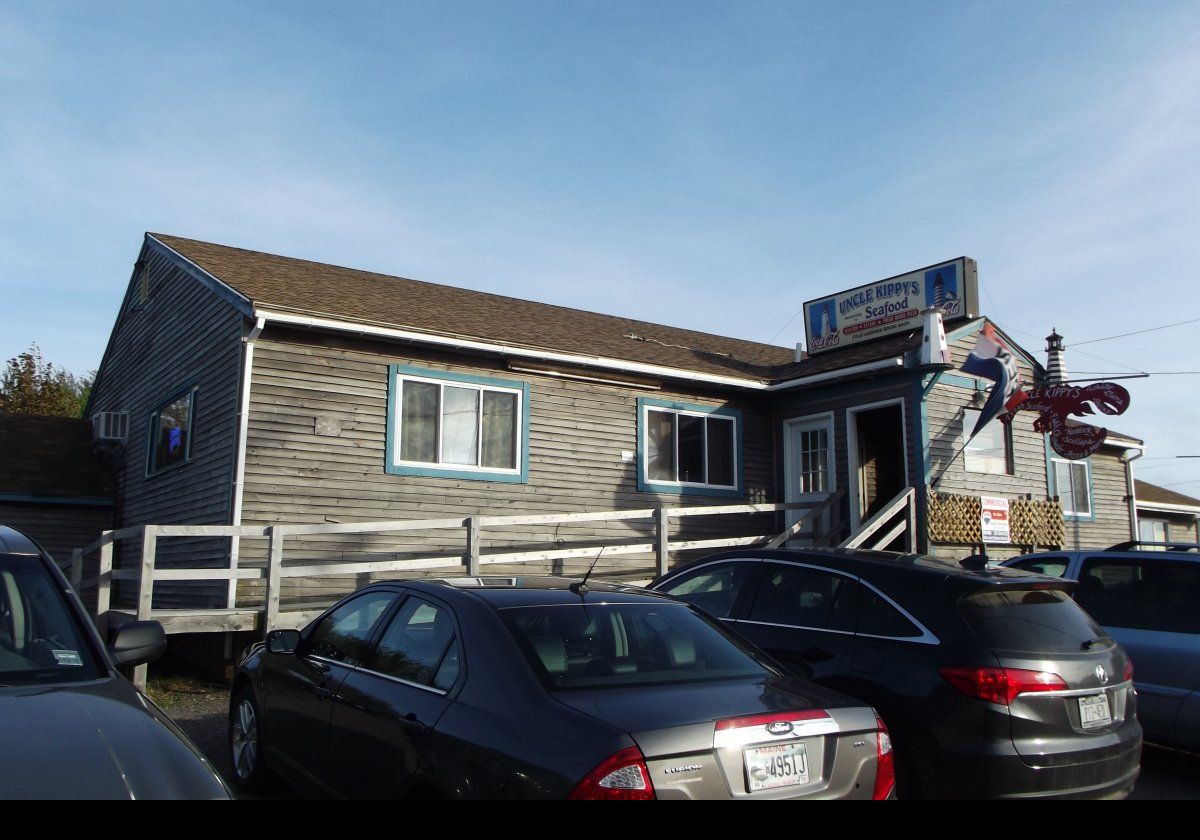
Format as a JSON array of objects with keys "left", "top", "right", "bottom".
[{"left": 570, "top": 546, "right": 605, "bottom": 597}]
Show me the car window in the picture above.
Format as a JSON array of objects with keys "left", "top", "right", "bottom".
[
  {"left": 746, "top": 563, "right": 852, "bottom": 630},
  {"left": 658, "top": 562, "right": 753, "bottom": 619},
  {"left": 1077, "top": 558, "right": 1200, "bottom": 634},
  {"left": 0, "top": 556, "right": 101, "bottom": 683},
  {"left": 307, "top": 591, "right": 396, "bottom": 666},
  {"left": 961, "top": 588, "right": 1107, "bottom": 653},
  {"left": 857, "top": 586, "right": 923, "bottom": 638},
  {"left": 371, "top": 597, "right": 460, "bottom": 689},
  {"left": 502, "top": 603, "right": 768, "bottom": 690},
  {"left": 1009, "top": 557, "right": 1069, "bottom": 578}
]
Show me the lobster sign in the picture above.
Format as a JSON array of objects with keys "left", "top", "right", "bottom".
[{"left": 1002, "top": 382, "right": 1131, "bottom": 460}]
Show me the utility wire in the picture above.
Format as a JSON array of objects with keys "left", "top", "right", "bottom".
[{"left": 1071, "top": 315, "right": 1200, "bottom": 347}]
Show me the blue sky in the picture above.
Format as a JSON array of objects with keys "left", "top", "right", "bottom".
[{"left": 2, "top": 1, "right": 1198, "bottom": 491}]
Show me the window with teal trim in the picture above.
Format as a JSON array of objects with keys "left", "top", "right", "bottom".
[
  {"left": 147, "top": 388, "right": 196, "bottom": 475},
  {"left": 389, "top": 367, "right": 527, "bottom": 482},
  {"left": 639, "top": 400, "right": 741, "bottom": 495},
  {"left": 1052, "top": 458, "right": 1091, "bottom": 517}
]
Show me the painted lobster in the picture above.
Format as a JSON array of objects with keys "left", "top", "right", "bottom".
[{"left": 1002, "top": 382, "right": 1131, "bottom": 460}]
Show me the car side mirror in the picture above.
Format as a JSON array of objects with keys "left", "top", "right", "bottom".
[
  {"left": 110, "top": 621, "right": 168, "bottom": 669},
  {"left": 267, "top": 629, "right": 301, "bottom": 655}
]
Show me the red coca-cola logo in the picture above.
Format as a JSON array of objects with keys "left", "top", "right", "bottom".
[{"left": 811, "top": 332, "right": 841, "bottom": 350}]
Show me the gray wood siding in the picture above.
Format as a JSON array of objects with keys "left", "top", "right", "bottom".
[
  {"left": 0, "top": 503, "right": 111, "bottom": 565},
  {"left": 86, "top": 241, "right": 247, "bottom": 607},
  {"left": 1060, "top": 450, "right": 1135, "bottom": 550},
  {"left": 236, "top": 329, "right": 777, "bottom": 608},
  {"left": 771, "top": 374, "right": 919, "bottom": 545}
]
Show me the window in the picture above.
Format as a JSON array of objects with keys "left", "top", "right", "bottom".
[
  {"left": 147, "top": 388, "right": 196, "bottom": 475},
  {"left": 1076, "top": 558, "right": 1200, "bottom": 634},
  {"left": 964, "top": 408, "right": 1011, "bottom": 475},
  {"left": 659, "top": 562, "right": 753, "bottom": 619},
  {"left": 638, "top": 399, "right": 741, "bottom": 496},
  {"left": 1139, "top": 518, "right": 1169, "bottom": 549},
  {"left": 857, "top": 586, "right": 923, "bottom": 638},
  {"left": 307, "top": 591, "right": 396, "bottom": 667},
  {"left": 1052, "top": 458, "right": 1092, "bottom": 518},
  {"left": 747, "top": 564, "right": 854, "bottom": 630},
  {"left": 1009, "top": 556, "right": 1069, "bottom": 578},
  {"left": 370, "top": 597, "right": 461, "bottom": 691},
  {"left": 387, "top": 366, "right": 529, "bottom": 483}
]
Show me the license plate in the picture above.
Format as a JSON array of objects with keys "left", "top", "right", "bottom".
[
  {"left": 1079, "top": 693, "right": 1112, "bottom": 729},
  {"left": 744, "top": 742, "right": 809, "bottom": 792}
]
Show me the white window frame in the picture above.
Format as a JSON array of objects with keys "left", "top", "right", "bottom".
[
  {"left": 963, "top": 408, "right": 1012, "bottom": 475},
  {"left": 640, "top": 402, "right": 740, "bottom": 493},
  {"left": 392, "top": 371, "right": 524, "bottom": 478},
  {"left": 1052, "top": 457, "right": 1092, "bottom": 518}
]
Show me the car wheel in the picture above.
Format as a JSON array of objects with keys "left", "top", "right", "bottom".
[{"left": 230, "top": 686, "right": 269, "bottom": 793}]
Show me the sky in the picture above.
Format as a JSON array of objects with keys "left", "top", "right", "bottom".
[{"left": 2, "top": 1, "right": 1198, "bottom": 493}]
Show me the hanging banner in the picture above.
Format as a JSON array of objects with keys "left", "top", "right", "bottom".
[
  {"left": 804, "top": 258, "right": 978, "bottom": 355},
  {"left": 980, "top": 496, "right": 1011, "bottom": 544},
  {"left": 1002, "top": 382, "right": 1132, "bottom": 460}
]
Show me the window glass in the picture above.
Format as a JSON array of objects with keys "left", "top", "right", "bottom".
[
  {"left": 394, "top": 371, "right": 523, "bottom": 475},
  {"left": 502, "top": 603, "right": 768, "bottom": 690},
  {"left": 858, "top": 587, "right": 923, "bottom": 638},
  {"left": 797, "top": 427, "right": 829, "bottom": 494},
  {"left": 1139, "top": 519, "right": 1169, "bottom": 550},
  {"left": 747, "top": 564, "right": 849, "bottom": 629},
  {"left": 1009, "top": 557, "right": 1069, "bottom": 578},
  {"left": 308, "top": 591, "right": 396, "bottom": 666},
  {"left": 643, "top": 405, "right": 738, "bottom": 490},
  {"left": 372, "top": 597, "right": 459, "bottom": 688},
  {"left": 660, "top": 563, "right": 753, "bottom": 619},
  {"left": 1077, "top": 558, "right": 1200, "bottom": 634},
  {"left": 0, "top": 556, "right": 101, "bottom": 683},
  {"left": 961, "top": 588, "right": 1105, "bottom": 653},
  {"left": 149, "top": 390, "right": 194, "bottom": 473},
  {"left": 964, "top": 409, "right": 1010, "bottom": 475},
  {"left": 1054, "top": 459, "right": 1091, "bottom": 516}
]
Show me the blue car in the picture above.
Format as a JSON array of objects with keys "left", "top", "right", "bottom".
[{"left": 1004, "top": 547, "right": 1200, "bottom": 752}]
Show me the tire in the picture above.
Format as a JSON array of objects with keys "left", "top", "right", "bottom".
[{"left": 229, "top": 686, "right": 270, "bottom": 794}]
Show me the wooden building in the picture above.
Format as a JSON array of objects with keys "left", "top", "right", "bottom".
[
  {"left": 82, "top": 234, "right": 1146, "bottom": 616},
  {"left": 1135, "top": 480, "right": 1200, "bottom": 547}
]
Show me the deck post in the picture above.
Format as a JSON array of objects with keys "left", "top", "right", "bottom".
[
  {"left": 264, "top": 525, "right": 284, "bottom": 639},
  {"left": 96, "top": 532, "right": 113, "bottom": 638},
  {"left": 466, "top": 517, "right": 481, "bottom": 576},
  {"left": 655, "top": 507, "right": 671, "bottom": 578},
  {"left": 70, "top": 548, "right": 83, "bottom": 590},
  {"left": 133, "top": 525, "right": 157, "bottom": 690}
]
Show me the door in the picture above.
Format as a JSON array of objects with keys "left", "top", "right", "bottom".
[
  {"left": 848, "top": 402, "right": 907, "bottom": 531},
  {"left": 783, "top": 416, "right": 835, "bottom": 546},
  {"left": 328, "top": 594, "right": 460, "bottom": 799},
  {"left": 731, "top": 561, "right": 857, "bottom": 681}
]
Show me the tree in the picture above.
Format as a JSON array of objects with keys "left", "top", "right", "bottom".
[{"left": 0, "top": 344, "right": 93, "bottom": 418}]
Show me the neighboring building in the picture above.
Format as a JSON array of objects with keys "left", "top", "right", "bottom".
[
  {"left": 0, "top": 412, "right": 113, "bottom": 562},
  {"left": 1136, "top": 480, "right": 1200, "bottom": 547},
  {"left": 81, "top": 233, "right": 1145, "bottom": 613}
]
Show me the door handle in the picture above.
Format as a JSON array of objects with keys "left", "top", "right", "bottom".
[{"left": 396, "top": 712, "right": 427, "bottom": 735}]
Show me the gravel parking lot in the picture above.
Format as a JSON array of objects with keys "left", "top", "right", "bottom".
[{"left": 154, "top": 679, "right": 1199, "bottom": 800}]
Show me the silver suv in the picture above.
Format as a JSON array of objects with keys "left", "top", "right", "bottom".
[{"left": 1005, "top": 545, "right": 1200, "bottom": 752}]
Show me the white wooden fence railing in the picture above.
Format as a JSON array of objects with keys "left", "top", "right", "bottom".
[{"left": 838, "top": 487, "right": 917, "bottom": 551}]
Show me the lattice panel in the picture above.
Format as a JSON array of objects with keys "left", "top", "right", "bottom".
[{"left": 928, "top": 492, "right": 1064, "bottom": 547}]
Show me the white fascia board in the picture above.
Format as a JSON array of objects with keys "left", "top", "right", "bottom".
[
  {"left": 1137, "top": 501, "right": 1200, "bottom": 515},
  {"left": 767, "top": 357, "right": 906, "bottom": 391},
  {"left": 254, "top": 309, "right": 773, "bottom": 391}
]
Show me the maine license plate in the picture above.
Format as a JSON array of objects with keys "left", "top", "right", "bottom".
[
  {"left": 745, "top": 742, "right": 809, "bottom": 792},
  {"left": 1079, "top": 694, "right": 1112, "bottom": 729}
]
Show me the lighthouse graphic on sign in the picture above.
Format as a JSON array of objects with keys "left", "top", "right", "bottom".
[{"left": 924, "top": 264, "right": 960, "bottom": 316}]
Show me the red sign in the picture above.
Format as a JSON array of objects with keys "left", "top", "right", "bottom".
[{"left": 1002, "top": 382, "right": 1131, "bottom": 460}]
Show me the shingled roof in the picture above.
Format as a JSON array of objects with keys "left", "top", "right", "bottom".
[
  {"left": 0, "top": 413, "right": 113, "bottom": 500},
  {"left": 1136, "top": 479, "right": 1200, "bottom": 511},
  {"left": 150, "top": 233, "right": 918, "bottom": 385}
]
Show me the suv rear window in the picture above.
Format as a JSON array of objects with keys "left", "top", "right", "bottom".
[
  {"left": 502, "top": 602, "right": 769, "bottom": 690},
  {"left": 960, "top": 588, "right": 1109, "bottom": 654}
]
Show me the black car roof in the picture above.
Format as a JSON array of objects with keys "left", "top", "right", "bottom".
[
  {"left": 0, "top": 525, "right": 43, "bottom": 557},
  {"left": 408, "top": 576, "right": 680, "bottom": 609}
]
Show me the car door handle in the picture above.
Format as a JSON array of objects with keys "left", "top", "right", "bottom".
[{"left": 396, "top": 713, "right": 427, "bottom": 735}]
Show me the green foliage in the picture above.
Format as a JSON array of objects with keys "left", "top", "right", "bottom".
[{"left": 0, "top": 344, "right": 94, "bottom": 418}]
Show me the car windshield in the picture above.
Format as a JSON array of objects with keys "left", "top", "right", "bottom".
[
  {"left": 960, "top": 588, "right": 1111, "bottom": 654},
  {"left": 502, "top": 602, "right": 771, "bottom": 690},
  {"left": 0, "top": 555, "right": 101, "bottom": 684}
]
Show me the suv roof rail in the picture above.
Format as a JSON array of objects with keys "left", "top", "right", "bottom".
[{"left": 1104, "top": 540, "right": 1200, "bottom": 552}]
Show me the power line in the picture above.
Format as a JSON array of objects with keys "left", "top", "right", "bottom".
[{"left": 1072, "top": 315, "right": 1200, "bottom": 347}]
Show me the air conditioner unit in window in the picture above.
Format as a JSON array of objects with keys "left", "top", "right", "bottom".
[{"left": 92, "top": 411, "right": 129, "bottom": 443}]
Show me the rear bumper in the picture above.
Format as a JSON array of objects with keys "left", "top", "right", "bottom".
[{"left": 923, "top": 730, "right": 1142, "bottom": 799}]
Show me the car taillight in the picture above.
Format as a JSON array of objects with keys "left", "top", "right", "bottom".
[
  {"left": 873, "top": 716, "right": 895, "bottom": 800},
  {"left": 568, "top": 746, "right": 655, "bottom": 800},
  {"left": 1124, "top": 659, "right": 1134, "bottom": 682},
  {"left": 939, "top": 666, "right": 1068, "bottom": 706}
]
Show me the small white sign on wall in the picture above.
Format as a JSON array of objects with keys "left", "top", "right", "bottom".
[{"left": 980, "top": 496, "right": 1011, "bottom": 544}]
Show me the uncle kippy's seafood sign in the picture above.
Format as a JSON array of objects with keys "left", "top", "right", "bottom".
[{"left": 803, "top": 258, "right": 979, "bottom": 354}]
